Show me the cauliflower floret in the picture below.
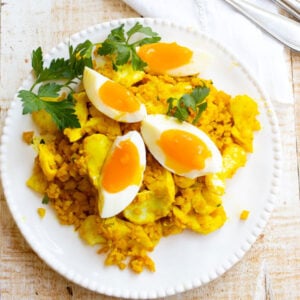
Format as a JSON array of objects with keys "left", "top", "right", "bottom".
[
  {"left": 173, "top": 175, "right": 196, "bottom": 188},
  {"left": 204, "top": 173, "right": 226, "bottom": 196},
  {"left": 123, "top": 156, "right": 175, "bottom": 225},
  {"left": 78, "top": 215, "right": 106, "bottom": 245},
  {"left": 172, "top": 205, "right": 226, "bottom": 234},
  {"left": 84, "top": 109, "right": 121, "bottom": 139},
  {"left": 230, "top": 95, "right": 260, "bottom": 152},
  {"left": 205, "top": 143, "right": 247, "bottom": 195},
  {"left": 38, "top": 143, "right": 61, "bottom": 181},
  {"left": 26, "top": 157, "right": 48, "bottom": 193},
  {"left": 222, "top": 143, "right": 247, "bottom": 178},
  {"left": 83, "top": 134, "right": 112, "bottom": 188},
  {"left": 32, "top": 110, "right": 58, "bottom": 135}
]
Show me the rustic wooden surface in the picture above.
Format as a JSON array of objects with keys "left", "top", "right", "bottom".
[{"left": 0, "top": 0, "right": 299, "bottom": 299}]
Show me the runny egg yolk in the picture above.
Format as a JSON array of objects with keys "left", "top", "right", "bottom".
[
  {"left": 99, "top": 80, "right": 141, "bottom": 112},
  {"left": 157, "top": 129, "right": 212, "bottom": 173},
  {"left": 101, "top": 139, "right": 141, "bottom": 193},
  {"left": 137, "top": 42, "right": 193, "bottom": 73}
]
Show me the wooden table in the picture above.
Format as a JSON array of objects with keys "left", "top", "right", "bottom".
[{"left": 0, "top": 1, "right": 299, "bottom": 299}]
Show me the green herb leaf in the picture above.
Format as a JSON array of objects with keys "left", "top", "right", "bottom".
[
  {"left": 115, "top": 45, "right": 131, "bottom": 66},
  {"left": 42, "top": 194, "right": 49, "bottom": 204},
  {"left": 126, "top": 23, "right": 159, "bottom": 40},
  {"left": 19, "top": 89, "right": 80, "bottom": 130},
  {"left": 36, "top": 58, "right": 70, "bottom": 83},
  {"left": 19, "top": 90, "right": 45, "bottom": 114},
  {"left": 166, "top": 86, "right": 210, "bottom": 123},
  {"left": 43, "top": 98, "right": 80, "bottom": 131},
  {"left": 191, "top": 86, "right": 210, "bottom": 104},
  {"left": 166, "top": 97, "right": 176, "bottom": 115},
  {"left": 131, "top": 50, "right": 147, "bottom": 71},
  {"left": 20, "top": 40, "right": 93, "bottom": 130},
  {"left": 126, "top": 22, "right": 144, "bottom": 39},
  {"left": 180, "top": 94, "right": 197, "bottom": 110},
  {"left": 68, "top": 40, "right": 94, "bottom": 77},
  {"left": 193, "top": 102, "right": 208, "bottom": 124},
  {"left": 31, "top": 47, "right": 43, "bottom": 77},
  {"left": 32, "top": 39, "right": 94, "bottom": 85},
  {"left": 109, "top": 24, "right": 126, "bottom": 42},
  {"left": 38, "top": 82, "right": 62, "bottom": 98},
  {"left": 98, "top": 22, "right": 161, "bottom": 70},
  {"left": 74, "top": 40, "right": 94, "bottom": 59},
  {"left": 132, "top": 36, "right": 161, "bottom": 48},
  {"left": 174, "top": 103, "right": 189, "bottom": 121},
  {"left": 98, "top": 40, "right": 115, "bottom": 56}
]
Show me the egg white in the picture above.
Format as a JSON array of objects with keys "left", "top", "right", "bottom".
[
  {"left": 141, "top": 114, "right": 222, "bottom": 178},
  {"left": 83, "top": 67, "right": 147, "bottom": 123},
  {"left": 137, "top": 44, "right": 212, "bottom": 77},
  {"left": 99, "top": 130, "right": 146, "bottom": 218},
  {"left": 166, "top": 50, "right": 212, "bottom": 77}
]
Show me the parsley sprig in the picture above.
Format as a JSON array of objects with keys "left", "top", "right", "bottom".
[
  {"left": 19, "top": 40, "right": 94, "bottom": 130},
  {"left": 167, "top": 86, "right": 210, "bottom": 124},
  {"left": 98, "top": 22, "right": 161, "bottom": 70},
  {"left": 18, "top": 23, "right": 161, "bottom": 130}
]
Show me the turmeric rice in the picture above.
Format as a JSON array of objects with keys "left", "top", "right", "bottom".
[{"left": 25, "top": 55, "right": 260, "bottom": 273}]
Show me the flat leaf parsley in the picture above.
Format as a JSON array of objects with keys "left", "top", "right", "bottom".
[
  {"left": 98, "top": 22, "right": 161, "bottom": 70},
  {"left": 19, "top": 40, "right": 94, "bottom": 130},
  {"left": 167, "top": 86, "right": 210, "bottom": 124},
  {"left": 19, "top": 22, "right": 161, "bottom": 130}
]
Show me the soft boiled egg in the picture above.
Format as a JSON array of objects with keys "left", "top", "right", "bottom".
[
  {"left": 137, "top": 42, "right": 208, "bottom": 77},
  {"left": 141, "top": 114, "right": 222, "bottom": 179},
  {"left": 98, "top": 130, "right": 146, "bottom": 218},
  {"left": 83, "top": 67, "right": 147, "bottom": 123}
]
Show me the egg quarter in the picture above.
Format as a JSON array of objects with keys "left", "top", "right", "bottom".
[
  {"left": 98, "top": 130, "right": 146, "bottom": 218},
  {"left": 141, "top": 114, "right": 223, "bottom": 179},
  {"left": 137, "top": 42, "right": 209, "bottom": 77},
  {"left": 83, "top": 67, "right": 147, "bottom": 123}
]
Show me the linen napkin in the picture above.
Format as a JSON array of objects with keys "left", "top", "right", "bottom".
[{"left": 122, "top": 0, "right": 294, "bottom": 104}]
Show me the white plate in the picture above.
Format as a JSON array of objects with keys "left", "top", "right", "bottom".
[{"left": 0, "top": 18, "right": 281, "bottom": 299}]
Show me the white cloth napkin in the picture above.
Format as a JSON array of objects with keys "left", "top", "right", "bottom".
[{"left": 122, "top": 0, "right": 294, "bottom": 104}]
